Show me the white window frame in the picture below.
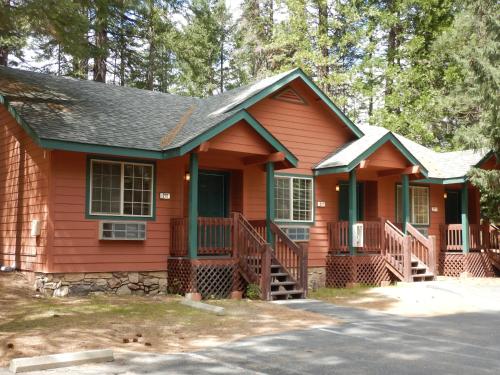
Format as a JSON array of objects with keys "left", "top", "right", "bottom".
[
  {"left": 396, "top": 185, "right": 430, "bottom": 226},
  {"left": 89, "top": 159, "right": 154, "bottom": 218},
  {"left": 274, "top": 175, "right": 314, "bottom": 223}
]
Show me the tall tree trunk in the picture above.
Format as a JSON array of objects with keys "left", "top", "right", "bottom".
[
  {"left": 93, "top": 4, "right": 108, "bottom": 82},
  {"left": 0, "top": 46, "right": 7, "bottom": 66},
  {"left": 0, "top": 0, "right": 11, "bottom": 66},
  {"left": 316, "top": 0, "right": 329, "bottom": 93}
]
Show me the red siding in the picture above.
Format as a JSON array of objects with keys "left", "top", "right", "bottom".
[
  {"left": 248, "top": 79, "right": 355, "bottom": 174},
  {"left": 0, "top": 106, "right": 50, "bottom": 272},
  {"left": 50, "top": 151, "right": 185, "bottom": 273}
]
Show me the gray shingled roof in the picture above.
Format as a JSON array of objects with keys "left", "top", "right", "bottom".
[
  {"left": 0, "top": 66, "right": 295, "bottom": 153},
  {"left": 315, "top": 124, "right": 487, "bottom": 179}
]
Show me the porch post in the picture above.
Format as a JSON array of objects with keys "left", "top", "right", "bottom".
[
  {"left": 266, "top": 162, "right": 275, "bottom": 245},
  {"left": 461, "top": 183, "right": 469, "bottom": 254},
  {"left": 188, "top": 152, "right": 199, "bottom": 259},
  {"left": 348, "top": 169, "right": 357, "bottom": 255},
  {"left": 402, "top": 174, "right": 410, "bottom": 234}
]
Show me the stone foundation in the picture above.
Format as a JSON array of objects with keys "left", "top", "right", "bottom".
[
  {"left": 308, "top": 267, "right": 326, "bottom": 289},
  {"left": 34, "top": 271, "right": 168, "bottom": 297}
]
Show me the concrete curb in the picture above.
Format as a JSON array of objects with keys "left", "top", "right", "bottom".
[
  {"left": 9, "top": 349, "right": 114, "bottom": 373},
  {"left": 181, "top": 298, "right": 225, "bottom": 316}
]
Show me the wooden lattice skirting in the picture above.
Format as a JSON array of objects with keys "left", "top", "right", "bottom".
[
  {"left": 167, "top": 257, "right": 246, "bottom": 299},
  {"left": 438, "top": 252, "right": 496, "bottom": 277},
  {"left": 326, "top": 254, "right": 393, "bottom": 288}
]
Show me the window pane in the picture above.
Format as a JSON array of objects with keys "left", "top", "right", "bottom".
[
  {"left": 412, "top": 187, "right": 429, "bottom": 225},
  {"left": 292, "top": 178, "right": 312, "bottom": 221},
  {"left": 91, "top": 161, "right": 121, "bottom": 214},
  {"left": 274, "top": 177, "right": 290, "bottom": 220}
]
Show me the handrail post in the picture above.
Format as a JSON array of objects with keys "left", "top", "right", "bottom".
[
  {"left": 232, "top": 212, "right": 239, "bottom": 259},
  {"left": 260, "top": 245, "right": 272, "bottom": 300},
  {"left": 428, "top": 235, "right": 437, "bottom": 275},
  {"left": 380, "top": 217, "right": 385, "bottom": 255},
  {"left": 299, "top": 242, "right": 308, "bottom": 297},
  {"left": 404, "top": 236, "right": 412, "bottom": 282}
]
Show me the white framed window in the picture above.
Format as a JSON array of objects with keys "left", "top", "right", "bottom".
[
  {"left": 396, "top": 185, "right": 429, "bottom": 226},
  {"left": 90, "top": 159, "right": 154, "bottom": 217},
  {"left": 274, "top": 176, "right": 314, "bottom": 222},
  {"left": 280, "top": 226, "right": 310, "bottom": 241}
]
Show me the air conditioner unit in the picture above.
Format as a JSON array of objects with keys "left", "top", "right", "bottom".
[{"left": 352, "top": 223, "right": 364, "bottom": 247}]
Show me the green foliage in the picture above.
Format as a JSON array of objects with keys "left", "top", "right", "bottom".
[{"left": 245, "top": 283, "right": 261, "bottom": 300}]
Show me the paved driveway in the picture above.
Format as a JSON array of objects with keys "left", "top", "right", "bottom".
[{"left": 5, "top": 299, "right": 500, "bottom": 375}]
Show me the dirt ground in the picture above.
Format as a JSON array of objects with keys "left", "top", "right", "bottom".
[
  {"left": 311, "top": 277, "right": 500, "bottom": 317},
  {"left": 0, "top": 272, "right": 334, "bottom": 366}
]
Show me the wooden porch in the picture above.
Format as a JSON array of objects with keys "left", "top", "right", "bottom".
[
  {"left": 326, "top": 220, "right": 500, "bottom": 287},
  {"left": 168, "top": 213, "right": 308, "bottom": 300}
]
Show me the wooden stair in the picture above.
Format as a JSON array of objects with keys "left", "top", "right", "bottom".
[
  {"left": 269, "top": 260, "right": 305, "bottom": 300},
  {"left": 384, "top": 221, "right": 435, "bottom": 282},
  {"left": 410, "top": 257, "right": 434, "bottom": 282}
]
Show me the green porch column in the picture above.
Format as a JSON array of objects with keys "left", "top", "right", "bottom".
[
  {"left": 348, "top": 169, "right": 357, "bottom": 255},
  {"left": 402, "top": 174, "right": 410, "bottom": 234},
  {"left": 461, "top": 183, "right": 469, "bottom": 254},
  {"left": 266, "top": 162, "right": 275, "bottom": 245},
  {"left": 188, "top": 153, "right": 199, "bottom": 259}
]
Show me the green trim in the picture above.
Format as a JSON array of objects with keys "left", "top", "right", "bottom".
[
  {"left": 44, "top": 138, "right": 165, "bottom": 159},
  {"left": 401, "top": 175, "right": 410, "bottom": 234},
  {"left": 85, "top": 156, "right": 157, "bottom": 221},
  {"left": 188, "top": 153, "right": 199, "bottom": 259},
  {"left": 275, "top": 172, "right": 313, "bottom": 178},
  {"left": 178, "top": 110, "right": 298, "bottom": 167},
  {"left": 266, "top": 162, "right": 275, "bottom": 244},
  {"left": 314, "top": 133, "right": 429, "bottom": 177},
  {"left": 348, "top": 169, "right": 357, "bottom": 255},
  {"left": 0, "top": 94, "right": 44, "bottom": 146},
  {"left": 474, "top": 149, "right": 496, "bottom": 168},
  {"left": 461, "top": 183, "right": 469, "bottom": 254},
  {"left": 227, "top": 68, "right": 364, "bottom": 138},
  {"left": 413, "top": 177, "right": 466, "bottom": 185}
]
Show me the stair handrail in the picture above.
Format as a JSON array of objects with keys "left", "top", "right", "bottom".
[
  {"left": 384, "top": 220, "right": 411, "bottom": 281},
  {"left": 406, "top": 223, "right": 437, "bottom": 275},
  {"left": 270, "top": 222, "right": 308, "bottom": 296},
  {"left": 233, "top": 213, "right": 272, "bottom": 300}
]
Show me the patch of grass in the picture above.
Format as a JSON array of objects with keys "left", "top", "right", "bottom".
[
  {"left": 0, "top": 296, "right": 205, "bottom": 332},
  {"left": 309, "top": 285, "right": 374, "bottom": 301}
]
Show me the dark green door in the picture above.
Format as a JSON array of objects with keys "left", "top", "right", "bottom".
[
  {"left": 339, "top": 182, "right": 364, "bottom": 221},
  {"left": 198, "top": 171, "right": 230, "bottom": 253},
  {"left": 445, "top": 190, "right": 461, "bottom": 224},
  {"left": 198, "top": 171, "right": 229, "bottom": 217}
]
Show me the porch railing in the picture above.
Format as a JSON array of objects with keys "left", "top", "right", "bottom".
[
  {"left": 440, "top": 223, "right": 500, "bottom": 252},
  {"left": 327, "top": 219, "right": 384, "bottom": 254},
  {"left": 170, "top": 217, "right": 233, "bottom": 257}
]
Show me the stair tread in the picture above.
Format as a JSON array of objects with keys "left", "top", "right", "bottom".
[
  {"left": 270, "top": 289, "right": 304, "bottom": 296},
  {"left": 412, "top": 273, "right": 434, "bottom": 278},
  {"left": 271, "top": 281, "right": 297, "bottom": 286},
  {"left": 271, "top": 272, "right": 289, "bottom": 277}
]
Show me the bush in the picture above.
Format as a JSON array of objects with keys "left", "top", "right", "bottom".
[{"left": 245, "top": 283, "right": 261, "bottom": 300}]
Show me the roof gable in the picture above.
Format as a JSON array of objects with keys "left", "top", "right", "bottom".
[{"left": 210, "top": 68, "right": 364, "bottom": 138}]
